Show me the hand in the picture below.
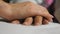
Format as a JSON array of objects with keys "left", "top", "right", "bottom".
[
  {"left": 0, "top": 1, "right": 53, "bottom": 25},
  {"left": 10, "top": 2, "right": 53, "bottom": 21},
  {"left": 12, "top": 1, "right": 53, "bottom": 25},
  {"left": 10, "top": 2, "right": 53, "bottom": 25}
]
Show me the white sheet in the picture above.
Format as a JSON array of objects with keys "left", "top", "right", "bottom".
[{"left": 0, "top": 22, "right": 60, "bottom": 34}]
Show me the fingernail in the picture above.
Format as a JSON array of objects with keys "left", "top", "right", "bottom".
[{"left": 50, "top": 15, "right": 54, "bottom": 18}]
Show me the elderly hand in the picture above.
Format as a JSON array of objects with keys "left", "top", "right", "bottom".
[
  {"left": 0, "top": 1, "right": 53, "bottom": 25},
  {"left": 10, "top": 2, "right": 53, "bottom": 25}
]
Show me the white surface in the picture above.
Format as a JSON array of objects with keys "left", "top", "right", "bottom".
[{"left": 0, "top": 22, "right": 60, "bottom": 34}]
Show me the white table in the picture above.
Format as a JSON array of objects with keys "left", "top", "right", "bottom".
[{"left": 0, "top": 22, "right": 60, "bottom": 34}]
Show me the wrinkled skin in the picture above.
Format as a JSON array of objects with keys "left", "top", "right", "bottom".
[{"left": 0, "top": 1, "right": 53, "bottom": 25}]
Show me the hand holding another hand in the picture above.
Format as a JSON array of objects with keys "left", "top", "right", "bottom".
[{"left": 0, "top": 1, "right": 53, "bottom": 25}]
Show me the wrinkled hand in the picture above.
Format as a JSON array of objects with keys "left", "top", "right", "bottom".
[
  {"left": 11, "top": 2, "right": 53, "bottom": 20},
  {"left": 10, "top": 2, "right": 53, "bottom": 25},
  {"left": 0, "top": 1, "right": 53, "bottom": 25}
]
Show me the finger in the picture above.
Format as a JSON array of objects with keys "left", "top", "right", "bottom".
[
  {"left": 47, "top": 18, "right": 53, "bottom": 22},
  {"left": 35, "top": 10, "right": 53, "bottom": 22},
  {"left": 38, "top": 11, "right": 53, "bottom": 22},
  {"left": 34, "top": 16, "right": 43, "bottom": 26},
  {"left": 42, "top": 14, "right": 53, "bottom": 22},
  {"left": 11, "top": 20, "right": 20, "bottom": 24},
  {"left": 42, "top": 19, "right": 49, "bottom": 25},
  {"left": 23, "top": 17, "right": 33, "bottom": 26},
  {"left": 43, "top": 17, "right": 53, "bottom": 22},
  {"left": 36, "top": 5, "right": 54, "bottom": 21}
]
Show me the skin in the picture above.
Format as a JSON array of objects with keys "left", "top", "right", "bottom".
[
  {"left": 23, "top": 17, "right": 33, "bottom": 26},
  {"left": 11, "top": 20, "right": 20, "bottom": 24},
  {"left": 34, "top": 16, "right": 43, "bottom": 25},
  {"left": 9, "top": 0, "right": 45, "bottom": 25},
  {"left": 11, "top": 2, "right": 53, "bottom": 25},
  {"left": 42, "top": 19, "right": 49, "bottom": 25},
  {"left": 9, "top": 0, "right": 49, "bottom": 25},
  {"left": 0, "top": 0, "right": 53, "bottom": 25}
]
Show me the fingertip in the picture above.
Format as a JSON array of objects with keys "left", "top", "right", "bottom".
[
  {"left": 34, "top": 16, "right": 43, "bottom": 26},
  {"left": 45, "top": 14, "right": 53, "bottom": 22},
  {"left": 23, "top": 17, "right": 33, "bottom": 26},
  {"left": 11, "top": 20, "right": 20, "bottom": 24},
  {"left": 42, "top": 19, "right": 49, "bottom": 25},
  {"left": 50, "top": 15, "right": 54, "bottom": 18}
]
